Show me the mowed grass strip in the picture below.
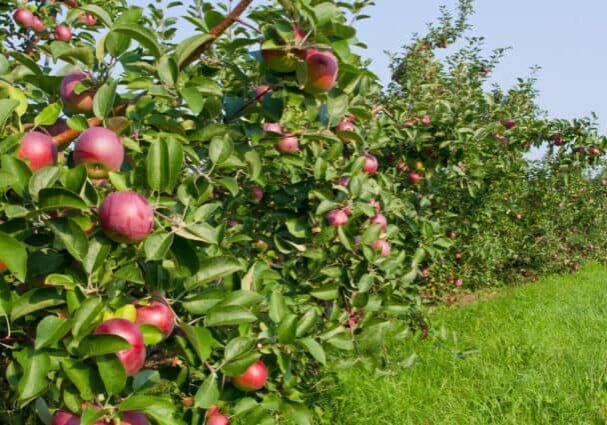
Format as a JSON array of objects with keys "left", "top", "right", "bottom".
[{"left": 324, "top": 263, "right": 607, "bottom": 425}]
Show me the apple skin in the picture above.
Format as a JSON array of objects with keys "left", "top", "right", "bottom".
[
  {"left": 326, "top": 209, "right": 348, "bottom": 227},
  {"left": 420, "top": 115, "right": 431, "bottom": 126},
  {"left": 122, "top": 411, "right": 150, "bottom": 425},
  {"left": 208, "top": 414, "right": 230, "bottom": 425},
  {"left": 44, "top": 118, "right": 69, "bottom": 137},
  {"left": 362, "top": 153, "right": 378, "bottom": 174},
  {"left": 13, "top": 8, "right": 35, "bottom": 27},
  {"left": 333, "top": 119, "right": 355, "bottom": 133},
  {"left": 371, "top": 239, "right": 391, "bottom": 257},
  {"left": 255, "top": 85, "right": 272, "bottom": 99},
  {"left": 277, "top": 134, "right": 299, "bottom": 153},
  {"left": 54, "top": 24, "right": 72, "bottom": 42},
  {"left": 18, "top": 132, "right": 58, "bottom": 172},
  {"left": 60, "top": 71, "right": 95, "bottom": 113},
  {"left": 73, "top": 127, "right": 124, "bottom": 178},
  {"left": 369, "top": 213, "right": 388, "bottom": 231},
  {"left": 407, "top": 172, "right": 421, "bottom": 184},
  {"left": 233, "top": 360, "right": 268, "bottom": 391},
  {"left": 502, "top": 118, "right": 516, "bottom": 129},
  {"left": 0, "top": 260, "right": 6, "bottom": 273},
  {"left": 262, "top": 122, "right": 282, "bottom": 134},
  {"left": 31, "top": 17, "right": 45, "bottom": 32},
  {"left": 304, "top": 48, "right": 338, "bottom": 93},
  {"left": 98, "top": 191, "right": 154, "bottom": 244},
  {"left": 135, "top": 299, "right": 175, "bottom": 339},
  {"left": 77, "top": 13, "right": 97, "bottom": 25},
  {"left": 95, "top": 318, "right": 146, "bottom": 376},
  {"left": 251, "top": 186, "right": 264, "bottom": 201},
  {"left": 52, "top": 409, "right": 79, "bottom": 425}
]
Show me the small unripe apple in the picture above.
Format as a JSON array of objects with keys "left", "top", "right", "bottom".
[
  {"left": 54, "top": 24, "right": 72, "bottom": 42},
  {"left": 73, "top": 127, "right": 124, "bottom": 178},
  {"left": 95, "top": 318, "right": 146, "bottom": 376},
  {"left": 362, "top": 153, "right": 378, "bottom": 174},
  {"left": 233, "top": 360, "right": 268, "bottom": 391},
  {"left": 255, "top": 85, "right": 271, "bottom": 98},
  {"left": 277, "top": 134, "right": 299, "bottom": 153},
  {"left": 13, "top": 8, "right": 35, "bottom": 27},
  {"left": 251, "top": 186, "right": 264, "bottom": 201},
  {"left": 77, "top": 13, "right": 97, "bottom": 25},
  {"left": 52, "top": 409, "right": 79, "bottom": 425},
  {"left": 135, "top": 299, "right": 175, "bottom": 339},
  {"left": 98, "top": 191, "right": 154, "bottom": 244},
  {"left": 326, "top": 209, "right": 348, "bottom": 227},
  {"left": 122, "top": 411, "right": 150, "bottom": 425},
  {"left": 371, "top": 239, "right": 391, "bottom": 257},
  {"left": 304, "top": 48, "right": 338, "bottom": 93},
  {"left": 369, "top": 213, "right": 387, "bottom": 231},
  {"left": 182, "top": 397, "right": 194, "bottom": 407},
  {"left": 60, "top": 71, "right": 95, "bottom": 113},
  {"left": 408, "top": 172, "right": 421, "bottom": 184},
  {"left": 18, "top": 132, "right": 58, "bottom": 172},
  {"left": 31, "top": 17, "right": 45, "bottom": 32}
]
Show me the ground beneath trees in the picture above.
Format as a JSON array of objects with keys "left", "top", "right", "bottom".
[{"left": 323, "top": 263, "right": 607, "bottom": 424}]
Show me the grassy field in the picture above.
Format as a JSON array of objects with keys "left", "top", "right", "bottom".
[{"left": 323, "top": 263, "right": 607, "bottom": 424}]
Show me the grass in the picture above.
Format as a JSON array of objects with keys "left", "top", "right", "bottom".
[{"left": 324, "top": 263, "right": 607, "bottom": 424}]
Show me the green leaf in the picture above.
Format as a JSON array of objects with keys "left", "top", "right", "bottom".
[
  {"left": 224, "top": 337, "right": 255, "bottom": 363},
  {"left": 174, "top": 223, "right": 218, "bottom": 244},
  {"left": 49, "top": 217, "right": 88, "bottom": 262},
  {"left": 111, "top": 25, "right": 162, "bottom": 58},
  {"left": 29, "top": 166, "right": 61, "bottom": 199},
  {"left": 194, "top": 375, "right": 219, "bottom": 408},
  {"left": 140, "top": 324, "right": 165, "bottom": 345},
  {"left": 310, "top": 283, "right": 339, "bottom": 300},
  {"left": 11, "top": 288, "right": 65, "bottom": 321},
  {"left": 174, "top": 34, "right": 214, "bottom": 68},
  {"left": 61, "top": 359, "right": 99, "bottom": 400},
  {"left": 17, "top": 349, "right": 50, "bottom": 404},
  {"left": 105, "top": 7, "right": 142, "bottom": 57},
  {"left": 67, "top": 115, "right": 90, "bottom": 131},
  {"left": 186, "top": 256, "right": 243, "bottom": 289},
  {"left": 205, "top": 305, "right": 257, "bottom": 327},
  {"left": 77, "top": 334, "right": 131, "bottom": 358},
  {"left": 277, "top": 314, "right": 298, "bottom": 344},
  {"left": 2, "top": 155, "right": 31, "bottom": 196},
  {"left": 157, "top": 55, "right": 178, "bottom": 86},
  {"left": 132, "top": 370, "right": 160, "bottom": 392},
  {"left": 97, "top": 354, "right": 127, "bottom": 395},
  {"left": 180, "top": 323, "right": 213, "bottom": 362},
  {"left": 209, "top": 136, "right": 233, "bottom": 165},
  {"left": 146, "top": 139, "right": 183, "bottom": 192},
  {"left": 93, "top": 79, "right": 118, "bottom": 120},
  {"left": 33, "top": 103, "right": 62, "bottom": 127},
  {"left": 0, "top": 99, "right": 19, "bottom": 129},
  {"left": 56, "top": 47, "right": 94, "bottom": 67},
  {"left": 179, "top": 87, "right": 204, "bottom": 115},
  {"left": 39, "top": 188, "right": 87, "bottom": 211},
  {"left": 120, "top": 395, "right": 184, "bottom": 425},
  {"left": 299, "top": 337, "right": 326, "bottom": 365},
  {"left": 144, "top": 232, "right": 174, "bottom": 261},
  {"left": 72, "top": 297, "right": 103, "bottom": 339},
  {"left": 83, "top": 236, "right": 112, "bottom": 274},
  {"left": 269, "top": 291, "right": 288, "bottom": 323},
  {"left": 0, "top": 230, "right": 27, "bottom": 281},
  {"left": 35, "top": 316, "right": 72, "bottom": 350},
  {"left": 361, "top": 224, "right": 382, "bottom": 245},
  {"left": 114, "top": 263, "right": 144, "bottom": 284}
]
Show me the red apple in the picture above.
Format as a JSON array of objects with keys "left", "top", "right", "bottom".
[
  {"left": 371, "top": 239, "right": 391, "bottom": 257},
  {"left": 95, "top": 318, "right": 145, "bottom": 376},
  {"left": 208, "top": 414, "right": 230, "bottom": 425},
  {"left": 135, "top": 299, "right": 175, "bottom": 339},
  {"left": 446, "top": 230, "right": 457, "bottom": 239},
  {"left": 18, "top": 131, "right": 58, "bottom": 172},
  {"left": 326, "top": 209, "right": 348, "bottom": 227},
  {"left": 262, "top": 122, "right": 282, "bottom": 134},
  {"left": 408, "top": 172, "right": 421, "bottom": 184},
  {"left": 502, "top": 118, "right": 516, "bottom": 129},
  {"left": 13, "top": 8, "right": 35, "bottom": 27},
  {"left": 63, "top": 0, "right": 78, "bottom": 7},
  {"left": 589, "top": 146, "right": 601, "bottom": 156},
  {"left": 336, "top": 176, "right": 350, "bottom": 187},
  {"left": 122, "top": 411, "right": 150, "bottom": 425},
  {"left": 0, "top": 260, "right": 6, "bottom": 273},
  {"left": 233, "top": 360, "right": 268, "bottom": 391},
  {"left": 98, "top": 191, "right": 154, "bottom": 244},
  {"left": 77, "top": 13, "right": 97, "bottom": 25},
  {"left": 251, "top": 186, "right": 264, "bottom": 201},
  {"left": 54, "top": 24, "right": 72, "bottom": 42},
  {"left": 31, "top": 17, "right": 45, "bottom": 32},
  {"left": 333, "top": 119, "right": 355, "bottom": 133},
  {"left": 52, "top": 409, "right": 79, "bottom": 425},
  {"left": 277, "top": 134, "right": 299, "bottom": 153},
  {"left": 420, "top": 115, "right": 431, "bottom": 126},
  {"left": 304, "top": 48, "right": 338, "bottom": 93},
  {"left": 255, "top": 85, "right": 271, "bottom": 99},
  {"left": 369, "top": 213, "right": 388, "bottom": 231},
  {"left": 60, "top": 71, "right": 95, "bottom": 113},
  {"left": 552, "top": 134, "right": 564, "bottom": 146},
  {"left": 362, "top": 153, "right": 378, "bottom": 174},
  {"left": 73, "top": 127, "right": 124, "bottom": 178}
]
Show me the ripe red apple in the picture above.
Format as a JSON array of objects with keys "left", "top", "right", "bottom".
[
  {"left": 77, "top": 13, "right": 97, "bottom": 25},
  {"left": 182, "top": 397, "right": 194, "bottom": 407},
  {"left": 446, "top": 230, "right": 457, "bottom": 239},
  {"left": 420, "top": 115, "right": 431, "bottom": 126},
  {"left": 233, "top": 360, "right": 268, "bottom": 391},
  {"left": 326, "top": 209, "right": 348, "bottom": 227},
  {"left": 551, "top": 133, "right": 564, "bottom": 146},
  {"left": 277, "top": 134, "right": 299, "bottom": 153},
  {"left": 135, "top": 299, "right": 175, "bottom": 339},
  {"left": 208, "top": 414, "right": 230, "bottom": 425},
  {"left": 371, "top": 239, "right": 391, "bottom": 257},
  {"left": 31, "top": 17, "right": 45, "bottom": 32},
  {"left": 455, "top": 278, "right": 463, "bottom": 287},
  {"left": 304, "top": 49, "right": 338, "bottom": 93},
  {"left": 408, "top": 172, "right": 421, "bottom": 184},
  {"left": 251, "top": 186, "right": 264, "bottom": 201},
  {"left": 95, "top": 318, "right": 145, "bottom": 376},
  {"left": 255, "top": 85, "right": 271, "bottom": 99},
  {"left": 18, "top": 131, "right": 58, "bottom": 172},
  {"left": 589, "top": 146, "right": 601, "bottom": 156},
  {"left": 13, "top": 8, "right": 35, "bottom": 27},
  {"left": 369, "top": 213, "right": 387, "bottom": 231},
  {"left": 98, "top": 191, "right": 154, "bottom": 244},
  {"left": 54, "top": 24, "right": 72, "bottom": 42},
  {"left": 60, "top": 71, "right": 95, "bottom": 113},
  {"left": 262, "top": 122, "right": 282, "bottom": 134},
  {"left": 73, "top": 127, "right": 124, "bottom": 178},
  {"left": 601, "top": 179, "right": 607, "bottom": 186},
  {"left": 369, "top": 198, "right": 381, "bottom": 212},
  {"left": 502, "top": 118, "right": 516, "bottom": 129},
  {"left": 63, "top": 0, "right": 78, "bottom": 7},
  {"left": 122, "top": 411, "right": 150, "bottom": 425},
  {"left": 362, "top": 153, "right": 378, "bottom": 174},
  {"left": 333, "top": 119, "right": 355, "bottom": 134},
  {"left": 52, "top": 409, "right": 79, "bottom": 425},
  {"left": 336, "top": 176, "right": 349, "bottom": 187}
]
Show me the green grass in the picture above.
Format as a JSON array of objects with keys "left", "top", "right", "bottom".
[{"left": 324, "top": 263, "right": 607, "bottom": 424}]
